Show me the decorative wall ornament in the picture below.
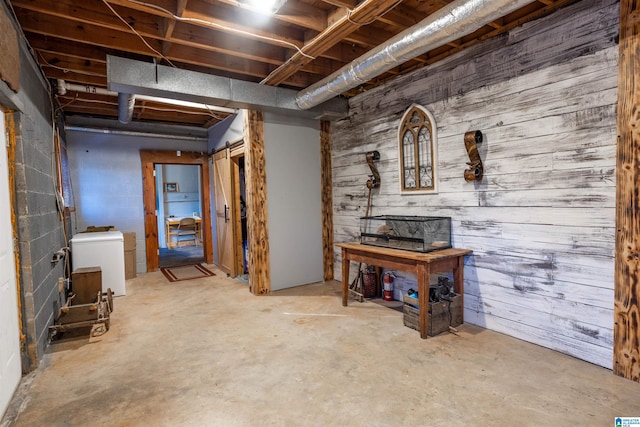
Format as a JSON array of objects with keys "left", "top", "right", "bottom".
[
  {"left": 398, "top": 104, "right": 438, "bottom": 194},
  {"left": 463, "top": 130, "right": 483, "bottom": 182},
  {"left": 365, "top": 150, "right": 381, "bottom": 189}
]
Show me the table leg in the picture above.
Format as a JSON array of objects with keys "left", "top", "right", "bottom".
[
  {"left": 375, "top": 266, "right": 383, "bottom": 298},
  {"left": 417, "top": 263, "right": 430, "bottom": 339},
  {"left": 454, "top": 255, "right": 464, "bottom": 323},
  {"left": 342, "top": 248, "right": 349, "bottom": 306}
]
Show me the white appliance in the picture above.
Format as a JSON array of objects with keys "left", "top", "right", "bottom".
[{"left": 71, "top": 231, "right": 126, "bottom": 296}]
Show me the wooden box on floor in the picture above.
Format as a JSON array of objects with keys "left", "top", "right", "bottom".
[
  {"left": 71, "top": 267, "right": 102, "bottom": 305},
  {"left": 403, "top": 294, "right": 462, "bottom": 336}
]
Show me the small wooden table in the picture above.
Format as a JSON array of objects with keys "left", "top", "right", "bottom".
[
  {"left": 336, "top": 242, "right": 472, "bottom": 339},
  {"left": 165, "top": 216, "right": 202, "bottom": 249}
]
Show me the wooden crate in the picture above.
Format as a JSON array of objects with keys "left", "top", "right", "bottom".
[
  {"left": 403, "top": 294, "right": 462, "bottom": 336},
  {"left": 71, "top": 267, "right": 102, "bottom": 305}
]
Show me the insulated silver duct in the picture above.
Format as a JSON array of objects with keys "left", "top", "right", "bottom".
[
  {"left": 118, "top": 93, "right": 136, "bottom": 124},
  {"left": 296, "top": 0, "right": 533, "bottom": 110}
]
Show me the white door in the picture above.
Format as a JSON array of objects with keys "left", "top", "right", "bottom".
[{"left": 0, "top": 110, "right": 21, "bottom": 417}]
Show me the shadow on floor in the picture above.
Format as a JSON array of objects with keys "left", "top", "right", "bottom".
[{"left": 159, "top": 245, "right": 204, "bottom": 268}]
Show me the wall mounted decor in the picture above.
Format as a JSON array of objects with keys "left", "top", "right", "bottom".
[
  {"left": 164, "top": 182, "right": 178, "bottom": 192},
  {"left": 365, "top": 150, "right": 381, "bottom": 189},
  {"left": 463, "top": 130, "right": 483, "bottom": 182},
  {"left": 398, "top": 104, "right": 438, "bottom": 194}
]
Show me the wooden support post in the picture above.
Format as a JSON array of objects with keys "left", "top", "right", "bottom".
[
  {"left": 244, "top": 110, "right": 271, "bottom": 295},
  {"left": 614, "top": 0, "right": 640, "bottom": 382},
  {"left": 321, "top": 120, "right": 334, "bottom": 281}
]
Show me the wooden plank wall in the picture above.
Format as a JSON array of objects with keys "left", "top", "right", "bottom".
[
  {"left": 332, "top": 0, "right": 619, "bottom": 368},
  {"left": 614, "top": 0, "right": 640, "bottom": 381}
]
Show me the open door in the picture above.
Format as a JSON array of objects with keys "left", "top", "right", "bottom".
[
  {"left": 0, "top": 111, "right": 21, "bottom": 416},
  {"left": 213, "top": 149, "right": 236, "bottom": 276}
]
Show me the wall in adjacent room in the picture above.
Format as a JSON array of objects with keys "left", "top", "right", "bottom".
[{"left": 332, "top": 0, "right": 618, "bottom": 368}]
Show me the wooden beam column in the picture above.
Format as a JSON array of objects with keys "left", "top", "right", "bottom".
[
  {"left": 244, "top": 110, "right": 271, "bottom": 295},
  {"left": 321, "top": 120, "right": 334, "bottom": 281},
  {"left": 614, "top": 0, "right": 640, "bottom": 382}
]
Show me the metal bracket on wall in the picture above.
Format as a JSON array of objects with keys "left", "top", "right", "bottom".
[{"left": 464, "top": 130, "right": 483, "bottom": 182}]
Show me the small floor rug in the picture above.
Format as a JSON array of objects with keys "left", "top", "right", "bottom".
[{"left": 161, "top": 264, "right": 215, "bottom": 282}]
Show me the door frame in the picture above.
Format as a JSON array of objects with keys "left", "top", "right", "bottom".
[{"left": 140, "top": 150, "right": 213, "bottom": 271}]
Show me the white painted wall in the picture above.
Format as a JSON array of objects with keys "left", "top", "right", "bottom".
[
  {"left": 208, "top": 111, "right": 244, "bottom": 153},
  {"left": 264, "top": 113, "right": 323, "bottom": 291},
  {"left": 332, "top": 0, "right": 618, "bottom": 368},
  {"left": 67, "top": 130, "right": 207, "bottom": 273}
]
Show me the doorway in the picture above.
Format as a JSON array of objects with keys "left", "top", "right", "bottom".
[
  {"left": 0, "top": 110, "right": 21, "bottom": 416},
  {"left": 140, "top": 150, "right": 213, "bottom": 272},
  {"left": 156, "top": 164, "right": 204, "bottom": 268}
]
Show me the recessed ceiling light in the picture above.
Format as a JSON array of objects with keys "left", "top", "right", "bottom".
[{"left": 240, "top": 0, "right": 287, "bottom": 15}]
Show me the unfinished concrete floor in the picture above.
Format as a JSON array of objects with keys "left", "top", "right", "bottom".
[{"left": 3, "top": 265, "right": 640, "bottom": 426}]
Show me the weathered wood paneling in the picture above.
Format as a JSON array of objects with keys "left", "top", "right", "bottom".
[
  {"left": 321, "top": 120, "right": 334, "bottom": 281},
  {"left": 244, "top": 110, "right": 271, "bottom": 295},
  {"left": 614, "top": 0, "right": 640, "bottom": 382},
  {"left": 332, "top": 0, "right": 619, "bottom": 368}
]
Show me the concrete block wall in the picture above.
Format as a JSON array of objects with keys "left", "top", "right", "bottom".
[{"left": 1, "top": 2, "right": 68, "bottom": 372}]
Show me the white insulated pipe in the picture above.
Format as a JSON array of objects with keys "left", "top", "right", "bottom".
[
  {"left": 295, "top": 0, "right": 534, "bottom": 109},
  {"left": 57, "top": 81, "right": 237, "bottom": 119}
]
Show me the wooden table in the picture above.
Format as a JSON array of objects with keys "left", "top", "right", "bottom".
[
  {"left": 336, "top": 242, "right": 472, "bottom": 339},
  {"left": 165, "top": 216, "right": 202, "bottom": 249}
]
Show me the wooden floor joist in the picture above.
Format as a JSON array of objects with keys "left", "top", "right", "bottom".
[{"left": 614, "top": 0, "right": 640, "bottom": 382}]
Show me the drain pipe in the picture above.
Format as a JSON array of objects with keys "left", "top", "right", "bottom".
[
  {"left": 58, "top": 81, "right": 114, "bottom": 97},
  {"left": 296, "top": 0, "right": 533, "bottom": 109}
]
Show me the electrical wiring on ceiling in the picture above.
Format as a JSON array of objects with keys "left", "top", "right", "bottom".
[{"left": 126, "top": 0, "right": 316, "bottom": 61}]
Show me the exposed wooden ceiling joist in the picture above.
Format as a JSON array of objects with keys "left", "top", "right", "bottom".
[{"left": 7, "top": 0, "right": 576, "bottom": 128}]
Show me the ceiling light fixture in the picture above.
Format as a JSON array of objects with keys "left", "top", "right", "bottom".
[{"left": 240, "top": 0, "right": 287, "bottom": 15}]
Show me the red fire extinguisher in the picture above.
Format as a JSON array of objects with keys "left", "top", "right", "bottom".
[{"left": 383, "top": 272, "right": 395, "bottom": 301}]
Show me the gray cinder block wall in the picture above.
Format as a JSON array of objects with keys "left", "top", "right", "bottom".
[{"left": 1, "top": 2, "right": 68, "bottom": 372}]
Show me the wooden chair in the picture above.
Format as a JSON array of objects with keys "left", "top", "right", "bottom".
[{"left": 176, "top": 217, "right": 198, "bottom": 247}]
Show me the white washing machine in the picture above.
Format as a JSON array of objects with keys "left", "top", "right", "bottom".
[{"left": 71, "top": 231, "right": 126, "bottom": 296}]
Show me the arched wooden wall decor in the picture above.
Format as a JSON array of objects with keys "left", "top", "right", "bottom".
[
  {"left": 244, "top": 110, "right": 271, "bottom": 295},
  {"left": 397, "top": 104, "right": 438, "bottom": 194},
  {"left": 140, "top": 150, "right": 213, "bottom": 272},
  {"left": 614, "top": 0, "right": 640, "bottom": 383},
  {"left": 321, "top": 120, "right": 334, "bottom": 282}
]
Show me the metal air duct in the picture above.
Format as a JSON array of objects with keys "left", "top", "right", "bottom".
[
  {"left": 295, "top": 0, "right": 533, "bottom": 110},
  {"left": 118, "top": 93, "right": 136, "bottom": 124}
]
